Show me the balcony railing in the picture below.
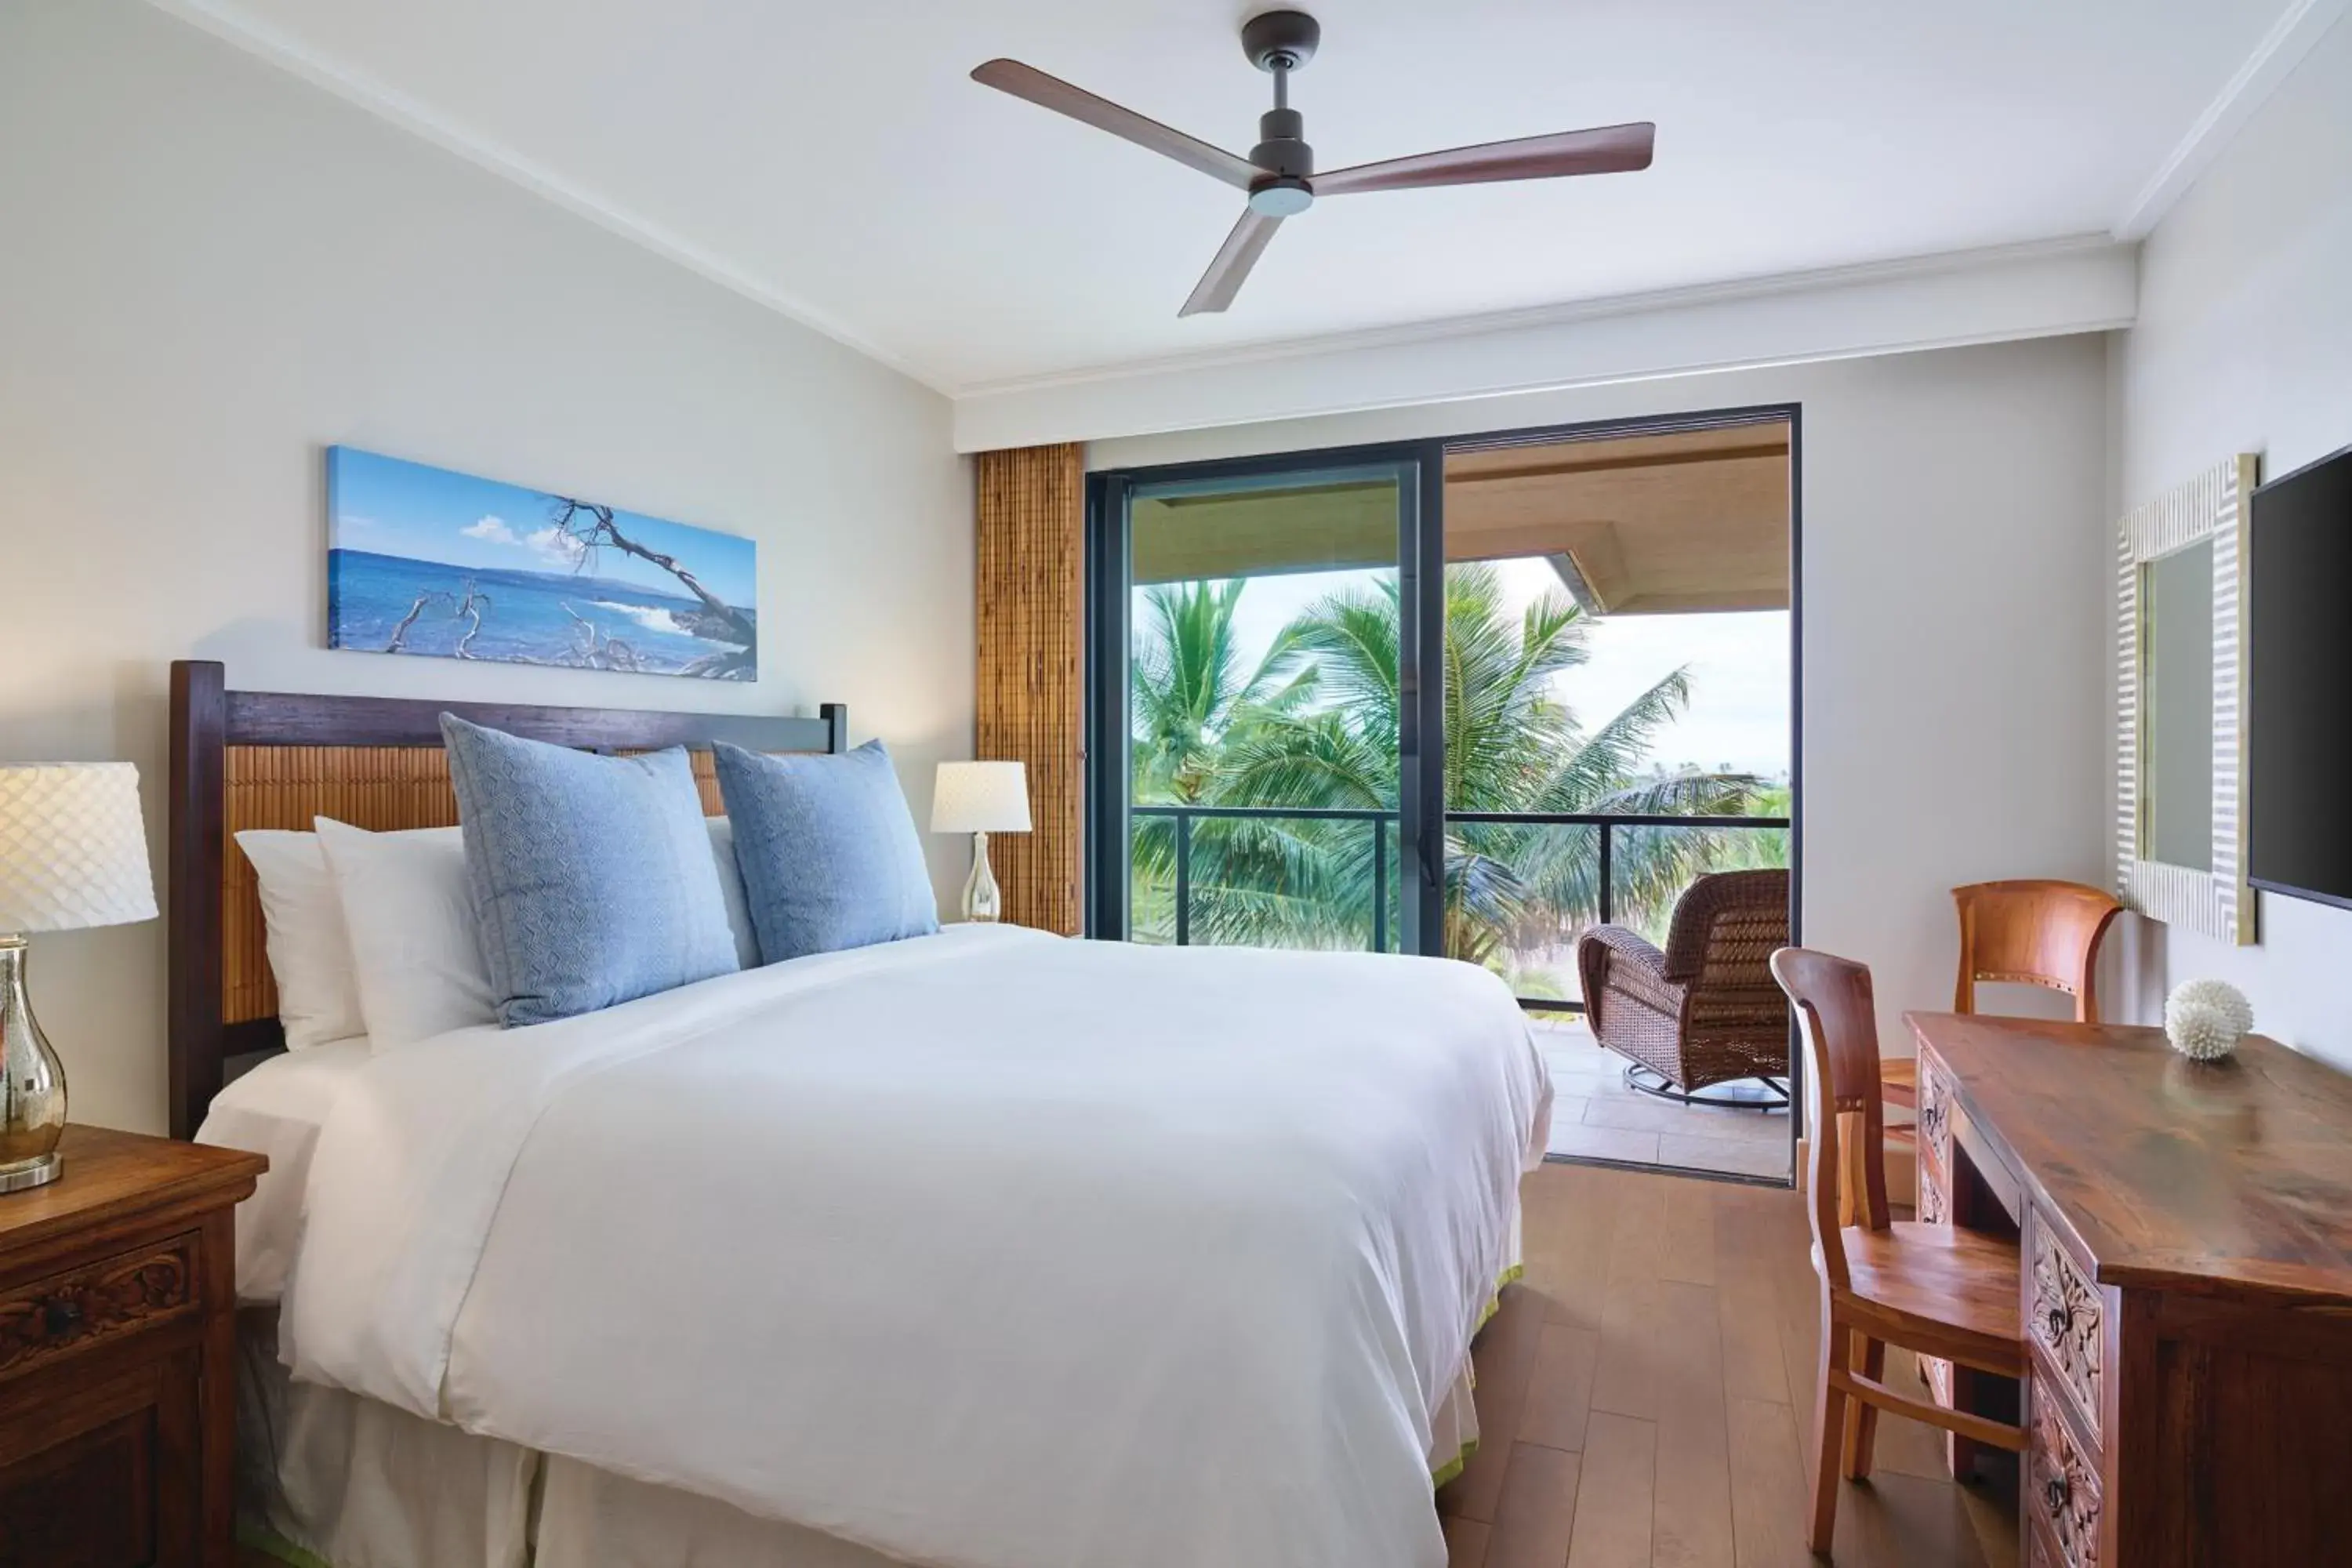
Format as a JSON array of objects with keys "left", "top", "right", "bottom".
[{"left": 1128, "top": 804, "right": 1791, "bottom": 1010}]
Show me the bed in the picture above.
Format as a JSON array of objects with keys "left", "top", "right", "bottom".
[{"left": 166, "top": 660, "right": 1553, "bottom": 1568}]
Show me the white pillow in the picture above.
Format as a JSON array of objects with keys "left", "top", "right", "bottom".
[
  {"left": 706, "top": 816, "right": 761, "bottom": 972},
  {"left": 234, "top": 830, "right": 365, "bottom": 1051},
  {"left": 314, "top": 817, "right": 497, "bottom": 1051}
]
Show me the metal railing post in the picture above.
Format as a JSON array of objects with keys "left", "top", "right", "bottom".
[
  {"left": 1174, "top": 810, "right": 1192, "bottom": 947},
  {"left": 1371, "top": 821, "right": 1388, "bottom": 953},
  {"left": 1597, "top": 820, "right": 1613, "bottom": 927}
]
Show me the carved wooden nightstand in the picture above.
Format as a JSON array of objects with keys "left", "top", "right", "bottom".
[{"left": 0, "top": 1124, "right": 263, "bottom": 1568}]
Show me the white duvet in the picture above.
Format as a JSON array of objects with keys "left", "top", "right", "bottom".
[{"left": 283, "top": 925, "right": 1552, "bottom": 1568}]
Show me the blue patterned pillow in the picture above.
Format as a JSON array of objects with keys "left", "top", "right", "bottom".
[
  {"left": 441, "top": 715, "right": 739, "bottom": 1025},
  {"left": 713, "top": 739, "right": 938, "bottom": 963}
]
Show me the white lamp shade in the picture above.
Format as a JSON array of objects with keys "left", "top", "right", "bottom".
[
  {"left": 0, "top": 763, "right": 158, "bottom": 934},
  {"left": 931, "top": 760, "right": 1032, "bottom": 834}
]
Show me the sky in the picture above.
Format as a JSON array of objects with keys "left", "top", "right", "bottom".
[
  {"left": 1206, "top": 557, "right": 1791, "bottom": 777},
  {"left": 328, "top": 446, "right": 757, "bottom": 608}
]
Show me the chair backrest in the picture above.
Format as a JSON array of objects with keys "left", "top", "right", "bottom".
[
  {"left": 1769, "top": 946, "right": 1889, "bottom": 1289},
  {"left": 1952, "top": 879, "right": 2123, "bottom": 1022},
  {"left": 1663, "top": 869, "right": 1791, "bottom": 989}
]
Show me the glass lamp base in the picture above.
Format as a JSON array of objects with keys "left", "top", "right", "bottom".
[
  {"left": 962, "top": 831, "right": 1004, "bottom": 923},
  {"left": 0, "top": 1152, "right": 60, "bottom": 1193}
]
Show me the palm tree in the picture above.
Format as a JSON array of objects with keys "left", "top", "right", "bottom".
[
  {"left": 1131, "top": 566, "right": 1764, "bottom": 970},
  {"left": 1127, "top": 582, "right": 1335, "bottom": 942}
]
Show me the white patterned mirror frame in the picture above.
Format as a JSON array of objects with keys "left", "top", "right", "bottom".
[{"left": 2115, "top": 453, "right": 2259, "bottom": 945}]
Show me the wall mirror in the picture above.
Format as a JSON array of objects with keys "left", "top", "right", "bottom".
[{"left": 2115, "top": 454, "right": 2257, "bottom": 944}]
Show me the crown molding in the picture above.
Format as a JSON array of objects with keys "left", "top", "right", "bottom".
[
  {"left": 950, "top": 236, "right": 2118, "bottom": 401},
  {"left": 140, "top": 0, "right": 942, "bottom": 391},
  {"left": 2113, "top": 0, "right": 2350, "bottom": 241},
  {"left": 950, "top": 237, "right": 2138, "bottom": 452}
]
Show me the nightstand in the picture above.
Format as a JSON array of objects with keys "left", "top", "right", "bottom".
[{"left": 0, "top": 1125, "right": 263, "bottom": 1568}]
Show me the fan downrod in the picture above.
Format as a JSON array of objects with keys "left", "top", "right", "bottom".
[{"left": 1241, "top": 10, "right": 1320, "bottom": 73}]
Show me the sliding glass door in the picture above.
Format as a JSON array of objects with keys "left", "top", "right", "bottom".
[
  {"left": 1090, "top": 409, "right": 1802, "bottom": 1186},
  {"left": 1087, "top": 453, "right": 1443, "bottom": 955}
]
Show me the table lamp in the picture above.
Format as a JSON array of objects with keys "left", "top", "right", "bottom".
[
  {"left": 931, "top": 761, "right": 1031, "bottom": 923},
  {"left": 0, "top": 763, "right": 157, "bottom": 1191}
]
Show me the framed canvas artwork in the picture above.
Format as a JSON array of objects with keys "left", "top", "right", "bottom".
[{"left": 326, "top": 446, "right": 757, "bottom": 680}]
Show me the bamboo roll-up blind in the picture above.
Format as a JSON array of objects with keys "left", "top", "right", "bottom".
[{"left": 975, "top": 444, "right": 1085, "bottom": 935}]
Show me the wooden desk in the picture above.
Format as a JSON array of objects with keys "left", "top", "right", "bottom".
[{"left": 1907, "top": 1011, "right": 2352, "bottom": 1568}]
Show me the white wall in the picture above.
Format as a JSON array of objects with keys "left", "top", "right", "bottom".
[
  {"left": 2111, "top": 14, "right": 2352, "bottom": 1066},
  {"left": 0, "top": 0, "right": 972, "bottom": 1134},
  {"left": 1093, "top": 336, "right": 2114, "bottom": 1053}
]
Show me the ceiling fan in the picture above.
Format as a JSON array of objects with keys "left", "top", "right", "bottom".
[{"left": 971, "top": 10, "right": 1654, "bottom": 318}]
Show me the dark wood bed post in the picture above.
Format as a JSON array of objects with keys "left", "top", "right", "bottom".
[
  {"left": 168, "top": 660, "right": 227, "bottom": 1141},
  {"left": 822, "top": 702, "right": 849, "bottom": 755}
]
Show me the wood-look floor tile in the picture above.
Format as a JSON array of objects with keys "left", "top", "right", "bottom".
[
  {"left": 1725, "top": 1394, "right": 1814, "bottom": 1568},
  {"left": 1446, "top": 1284, "right": 1549, "bottom": 1522},
  {"left": 1957, "top": 1465, "right": 2021, "bottom": 1568},
  {"left": 1588, "top": 1181, "right": 1669, "bottom": 1420},
  {"left": 1833, "top": 1468, "right": 1991, "bottom": 1568},
  {"left": 1866, "top": 1348, "right": 1962, "bottom": 1482},
  {"left": 1517, "top": 1323, "right": 1601, "bottom": 1452},
  {"left": 1521, "top": 1167, "right": 1613, "bottom": 1333},
  {"left": 1565, "top": 1412, "right": 1656, "bottom": 1568},
  {"left": 1484, "top": 1443, "right": 1583, "bottom": 1568},
  {"left": 1713, "top": 1189, "right": 1794, "bottom": 1407},
  {"left": 1651, "top": 1279, "right": 1736, "bottom": 1568},
  {"left": 1658, "top": 1178, "right": 1719, "bottom": 1286},
  {"left": 1444, "top": 1513, "right": 1494, "bottom": 1568},
  {"left": 1453, "top": 1163, "right": 2006, "bottom": 1567}
]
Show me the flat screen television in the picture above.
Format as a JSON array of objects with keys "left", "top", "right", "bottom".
[{"left": 2249, "top": 441, "right": 2352, "bottom": 910}]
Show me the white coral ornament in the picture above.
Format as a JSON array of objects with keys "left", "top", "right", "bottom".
[{"left": 2165, "top": 978, "right": 2254, "bottom": 1061}]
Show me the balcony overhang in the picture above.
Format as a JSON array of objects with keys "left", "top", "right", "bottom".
[{"left": 1130, "top": 420, "right": 1791, "bottom": 617}]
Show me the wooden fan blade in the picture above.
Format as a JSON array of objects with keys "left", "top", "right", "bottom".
[
  {"left": 1315, "top": 122, "right": 1654, "bottom": 197},
  {"left": 1179, "top": 209, "right": 1283, "bottom": 317},
  {"left": 971, "top": 59, "right": 1256, "bottom": 191}
]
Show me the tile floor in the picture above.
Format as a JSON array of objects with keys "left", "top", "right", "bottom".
[{"left": 1534, "top": 1017, "right": 1794, "bottom": 1181}]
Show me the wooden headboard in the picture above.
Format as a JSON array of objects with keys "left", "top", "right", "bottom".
[{"left": 165, "top": 659, "right": 848, "bottom": 1140}]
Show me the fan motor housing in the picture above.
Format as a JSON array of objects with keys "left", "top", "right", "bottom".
[
  {"left": 1251, "top": 107, "right": 1313, "bottom": 181},
  {"left": 1242, "top": 10, "right": 1320, "bottom": 73}
]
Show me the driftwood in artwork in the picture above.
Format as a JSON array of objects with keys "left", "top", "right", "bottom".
[
  {"left": 544, "top": 499, "right": 757, "bottom": 679},
  {"left": 384, "top": 585, "right": 493, "bottom": 657}
]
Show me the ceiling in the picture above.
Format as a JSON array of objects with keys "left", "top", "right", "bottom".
[{"left": 158, "top": 0, "right": 2323, "bottom": 394}]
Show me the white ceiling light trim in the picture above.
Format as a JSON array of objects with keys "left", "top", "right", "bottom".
[
  {"left": 952, "top": 237, "right": 2137, "bottom": 451},
  {"left": 2114, "top": 0, "right": 2351, "bottom": 240},
  {"left": 141, "top": 0, "right": 940, "bottom": 390}
]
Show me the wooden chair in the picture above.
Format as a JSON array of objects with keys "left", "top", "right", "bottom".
[
  {"left": 1882, "top": 878, "right": 2123, "bottom": 1133},
  {"left": 1769, "top": 946, "right": 2026, "bottom": 1558}
]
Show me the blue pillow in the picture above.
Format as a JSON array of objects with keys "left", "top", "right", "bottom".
[
  {"left": 713, "top": 739, "right": 938, "bottom": 963},
  {"left": 441, "top": 714, "right": 739, "bottom": 1025}
]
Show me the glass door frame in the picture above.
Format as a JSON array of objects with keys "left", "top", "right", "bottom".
[{"left": 1085, "top": 441, "right": 1448, "bottom": 953}]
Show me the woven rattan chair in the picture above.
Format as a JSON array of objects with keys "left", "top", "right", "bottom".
[{"left": 1575, "top": 869, "right": 1792, "bottom": 1106}]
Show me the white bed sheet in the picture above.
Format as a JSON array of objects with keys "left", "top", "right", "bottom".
[
  {"left": 198, "top": 1038, "right": 375, "bottom": 1304},
  {"left": 282, "top": 926, "right": 1551, "bottom": 1568}
]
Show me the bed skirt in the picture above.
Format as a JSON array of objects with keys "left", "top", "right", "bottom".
[{"left": 237, "top": 1272, "right": 1511, "bottom": 1568}]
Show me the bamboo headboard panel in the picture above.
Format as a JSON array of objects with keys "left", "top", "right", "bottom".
[{"left": 169, "top": 660, "right": 847, "bottom": 1139}]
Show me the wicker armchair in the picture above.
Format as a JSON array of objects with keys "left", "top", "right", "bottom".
[{"left": 1575, "top": 869, "right": 1792, "bottom": 1105}]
